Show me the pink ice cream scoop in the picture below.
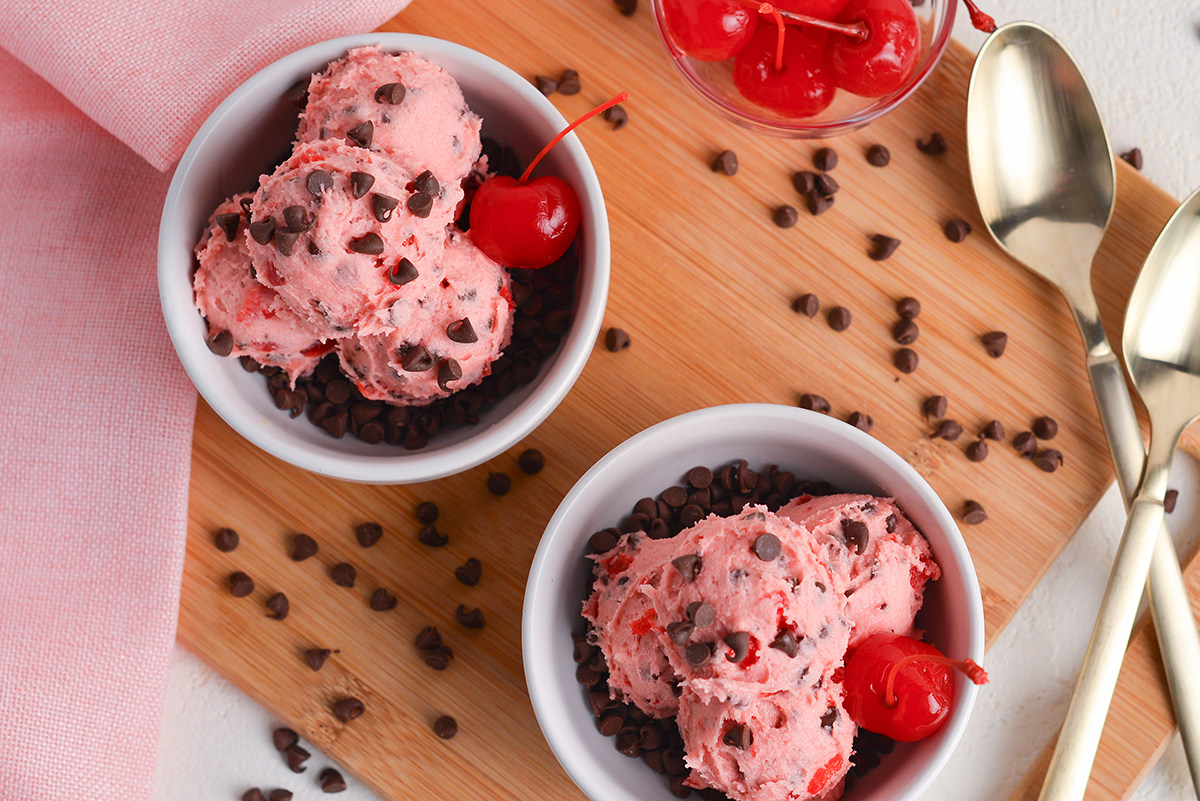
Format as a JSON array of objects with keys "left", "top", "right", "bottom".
[
  {"left": 246, "top": 139, "right": 463, "bottom": 341},
  {"left": 297, "top": 45, "right": 484, "bottom": 186},
  {"left": 192, "top": 193, "right": 328, "bottom": 384},
  {"left": 336, "top": 229, "right": 514, "bottom": 405}
]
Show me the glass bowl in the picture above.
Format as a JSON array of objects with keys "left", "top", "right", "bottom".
[{"left": 651, "top": 0, "right": 956, "bottom": 137}]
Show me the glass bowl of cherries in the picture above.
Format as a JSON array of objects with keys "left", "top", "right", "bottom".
[{"left": 651, "top": 0, "right": 957, "bottom": 136}]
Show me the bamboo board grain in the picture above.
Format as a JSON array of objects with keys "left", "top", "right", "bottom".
[{"left": 178, "top": 2, "right": 1198, "bottom": 800}]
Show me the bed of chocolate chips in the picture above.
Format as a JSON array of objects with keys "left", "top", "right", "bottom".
[{"left": 574, "top": 459, "right": 895, "bottom": 799}]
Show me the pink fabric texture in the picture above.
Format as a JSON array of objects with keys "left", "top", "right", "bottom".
[{"left": 0, "top": 0, "right": 408, "bottom": 797}]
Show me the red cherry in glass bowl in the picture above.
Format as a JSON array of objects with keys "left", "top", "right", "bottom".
[{"left": 659, "top": 0, "right": 758, "bottom": 61}]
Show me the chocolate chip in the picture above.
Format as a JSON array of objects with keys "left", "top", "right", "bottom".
[
  {"left": 982, "top": 419, "right": 1005, "bottom": 440},
  {"left": 1035, "top": 448, "right": 1063, "bottom": 473},
  {"left": 866, "top": 144, "right": 891, "bottom": 166},
  {"left": 388, "top": 257, "right": 418, "bottom": 286},
  {"left": 605, "top": 327, "right": 632, "bottom": 351},
  {"left": 603, "top": 104, "right": 628, "bottom": 130},
  {"left": 869, "top": 234, "right": 901, "bottom": 260},
  {"left": 1033, "top": 416, "right": 1058, "bottom": 440},
  {"left": 723, "top": 724, "right": 752, "bottom": 749},
  {"left": 773, "top": 205, "right": 799, "bottom": 228},
  {"left": 455, "top": 557, "right": 482, "bottom": 586},
  {"left": 558, "top": 69, "right": 581, "bottom": 95},
  {"left": 346, "top": 121, "right": 373, "bottom": 148},
  {"left": 966, "top": 439, "right": 989, "bottom": 462},
  {"left": 792, "top": 293, "right": 819, "bottom": 317},
  {"left": 413, "top": 170, "right": 440, "bottom": 196},
  {"left": 799, "top": 393, "right": 831, "bottom": 413},
  {"left": 1165, "top": 489, "right": 1179, "bottom": 513},
  {"left": 892, "top": 319, "right": 919, "bottom": 345},
  {"left": 371, "top": 193, "right": 400, "bottom": 223},
  {"left": 671, "top": 553, "right": 702, "bottom": 581},
  {"left": 981, "top": 331, "right": 1007, "bottom": 357},
  {"left": 370, "top": 588, "right": 398, "bottom": 611},
  {"left": 688, "top": 601, "right": 716, "bottom": 628},
  {"left": 814, "top": 147, "right": 838, "bottom": 171},
  {"left": 518, "top": 448, "right": 545, "bottom": 474},
  {"left": 770, "top": 630, "right": 798, "bottom": 658},
  {"left": 922, "top": 395, "right": 947, "bottom": 419},
  {"left": 894, "top": 298, "right": 920, "bottom": 322},
  {"left": 944, "top": 218, "right": 972, "bottom": 242},
  {"left": 455, "top": 605, "right": 485, "bottom": 629},
  {"left": 272, "top": 728, "right": 299, "bottom": 751},
  {"left": 724, "top": 631, "right": 751, "bottom": 663},
  {"left": 885, "top": 514, "right": 897, "bottom": 533},
  {"left": 291, "top": 533, "right": 318, "bottom": 561},
  {"left": 229, "top": 571, "right": 254, "bottom": 597},
  {"left": 331, "top": 697, "right": 365, "bottom": 723},
  {"left": 687, "top": 466, "right": 713, "bottom": 489},
  {"left": 418, "top": 524, "right": 448, "bottom": 547},
  {"left": 445, "top": 317, "right": 478, "bottom": 344},
  {"left": 847, "top": 411, "right": 874, "bottom": 432},
  {"left": 685, "top": 642, "right": 712, "bottom": 667},
  {"left": 1013, "top": 431, "right": 1038, "bottom": 457},
  {"left": 349, "top": 233, "right": 384, "bottom": 255},
  {"left": 284, "top": 743, "right": 310, "bottom": 772},
  {"left": 324, "top": 378, "right": 351, "bottom": 404},
  {"left": 330, "top": 562, "right": 356, "bottom": 587},
  {"left": 244, "top": 790, "right": 267, "bottom": 801},
  {"left": 274, "top": 229, "right": 299, "bottom": 256},
  {"left": 216, "top": 212, "right": 240, "bottom": 241},
  {"left": 433, "top": 715, "right": 458, "bottom": 739},
  {"left": 841, "top": 518, "right": 869, "bottom": 552},
  {"left": 350, "top": 171, "right": 374, "bottom": 198},
  {"left": 437, "top": 358, "right": 462, "bottom": 391},
  {"left": 917, "top": 132, "right": 947, "bottom": 154},
  {"left": 319, "top": 767, "right": 348, "bottom": 793},
  {"left": 240, "top": 196, "right": 254, "bottom": 218},
  {"left": 931, "top": 419, "right": 963, "bottom": 440},
  {"left": 415, "top": 626, "right": 442, "bottom": 651},
  {"left": 614, "top": 0, "right": 637, "bottom": 14},
  {"left": 355, "top": 522, "right": 383, "bottom": 548},
  {"left": 827, "top": 306, "right": 851, "bottom": 331},
  {"left": 963, "top": 500, "right": 988, "bottom": 524},
  {"left": 265, "top": 592, "right": 289, "bottom": 620},
  {"left": 894, "top": 347, "right": 919, "bottom": 373},
  {"left": 711, "top": 150, "right": 738, "bottom": 175},
  {"left": 304, "top": 648, "right": 331, "bottom": 671},
  {"left": 814, "top": 173, "right": 839, "bottom": 197},
  {"left": 487, "top": 471, "right": 511, "bottom": 495},
  {"left": 406, "top": 191, "right": 433, "bottom": 218},
  {"left": 534, "top": 75, "right": 558, "bottom": 95},
  {"left": 666, "top": 620, "right": 694, "bottom": 645},
  {"left": 372, "top": 81, "right": 407, "bottom": 105},
  {"left": 753, "top": 533, "right": 781, "bottom": 561},
  {"left": 269, "top": 789, "right": 293, "bottom": 801},
  {"left": 792, "top": 170, "right": 817, "bottom": 195},
  {"left": 1120, "top": 148, "right": 1143, "bottom": 170},
  {"left": 249, "top": 217, "right": 276, "bottom": 245},
  {"left": 401, "top": 345, "right": 433, "bottom": 372},
  {"left": 214, "top": 527, "right": 240, "bottom": 552},
  {"left": 807, "top": 191, "right": 834, "bottom": 215}
]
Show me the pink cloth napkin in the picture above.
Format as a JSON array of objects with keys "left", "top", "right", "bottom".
[{"left": 0, "top": 0, "right": 408, "bottom": 797}]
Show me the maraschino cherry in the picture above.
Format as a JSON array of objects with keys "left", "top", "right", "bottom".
[
  {"left": 826, "top": 0, "right": 920, "bottom": 97},
  {"left": 470, "top": 92, "right": 626, "bottom": 270},
  {"left": 660, "top": 0, "right": 758, "bottom": 61},
  {"left": 732, "top": 5, "right": 837, "bottom": 117},
  {"left": 842, "top": 633, "right": 988, "bottom": 742}
]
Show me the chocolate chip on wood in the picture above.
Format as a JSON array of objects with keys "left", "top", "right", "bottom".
[
  {"left": 487, "top": 471, "right": 511, "bottom": 495},
  {"left": 917, "top": 132, "right": 947, "bottom": 154},
  {"left": 773, "top": 205, "right": 799, "bottom": 228},
  {"left": 827, "top": 306, "right": 851, "bottom": 331},
  {"left": 290, "top": 533, "right": 318, "bottom": 561},
  {"left": 214, "top": 527, "right": 239, "bottom": 552},
  {"left": 605, "top": 327, "right": 632, "bottom": 352},
  {"left": 921, "top": 395, "right": 947, "bottom": 419},
  {"left": 433, "top": 715, "right": 459, "bottom": 739},
  {"left": 981, "top": 331, "right": 1008, "bottom": 357},
  {"left": 963, "top": 500, "right": 988, "bottom": 524},
  {"left": 711, "top": 150, "right": 738, "bottom": 175},
  {"left": 229, "top": 571, "right": 254, "bottom": 597},
  {"left": 813, "top": 147, "right": 838, "bottom": 171},
  {"left": 869, "top": 234, "right": 901, "bottom": 261},
  {"left": 355, "top": 521, "right": 382, "bottom": 548},
  {"left": 331, "top": 697, "right": 365, "bottom": 723},
  {"left": 518, "top": 448, "right": 546, "bottom": 474},
  {"left": 866, "top": 144, "right": 890, "bottom": 166},
  {"left": 304, "top": 648, "right": 331, "bottom": 671}
]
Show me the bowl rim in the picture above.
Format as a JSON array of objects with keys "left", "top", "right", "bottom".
[
  {"left": 157, "top": 32, "right": 610, "bottom": 484},
  {"left": 523, "top": 402, "right": 985, "bottom": 801}
]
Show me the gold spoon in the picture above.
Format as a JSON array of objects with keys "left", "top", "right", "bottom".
[{"left": 968, "top": 21, "right": 1200, "bottom": 801}]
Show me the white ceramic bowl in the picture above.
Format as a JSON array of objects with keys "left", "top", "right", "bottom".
[
  {"left": 158, "top": 33, "right": 609, "bottom": 483},
  {"left": 524, "top": 403, "right": 984, "bottom": 801}
]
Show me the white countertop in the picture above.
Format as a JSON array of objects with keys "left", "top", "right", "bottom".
[{"left": 152, "top": 3, "right": 1200, "bottom": 799}]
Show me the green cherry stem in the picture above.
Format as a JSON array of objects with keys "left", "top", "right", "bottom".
[{"left": 518, "top": 91, "right": 629, "bottom": 185}]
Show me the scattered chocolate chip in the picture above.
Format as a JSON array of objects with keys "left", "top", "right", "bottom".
[
  {"left": 820, "top": 707, "right": 839, "bottom": 731},
  {"left": 944, "top": 218, "right": 972, "bottom": 242},
  {"left": 445, "top": 317, "right": 478, "bottom": 344},
  {"left": 1013, "top": 431, "right": 1038, "bottom": 457},
  {"left": 418, "top": 524, "right": 448, "bottom": 547},
  {"left": 413, "top": 170, "right": 439, "bottom": 196},
  {"left": 290, "top": 533, "right": 318, "bottom": 561},
  {"left": 355, "top": 522, "right": 383, "bottom": 548},
  {"left": 387, "top": 257, "right": 419, "bottom": 286},
  {"left": 895, "top": 297, "right": 921, "bottom": 320},
  {"left": 869, "top": 234, "right": 901, "bottom": 260},
  {"left": 723, "top": 724, "right": 753, "bottom": 749},
  {"left": 269, "top": 789, "right": 293, "bottom": 801},
  {"left": 814, "top": 173, "right": 839, "bottom": 197},
  {"left": 456, "top": 605, "right": 485, "bottom": 629},
  {"left": 369, "top": 588, "right": 398, "bottom": 611},
  {"left": 518, "top": 448, "right": 545, "bottom": 474},
  {"left": 437, "top": 358, "right": 462, "bottom": 391},
  {"left": 284, "top": 743, "right": 310, "bottom": 772},
  {"left": 866, "top": 144, "right": 891, "bottom": 166},
  {"left": 349, "top": 171, "right": 374, "bottom": 198},
  {"left": 1035, "top": 448, "right": 1063, "bottom": 473},
  {"left": 534, "top": 75, "right": 558, "bottom": 95},
  {"left": 792, "top": 293, "right": 819, "bottom": 317},
  {"left": 433, "top": 715, "right": 458, "bottom": 739},
  {"left": 424, "top": 645, "right": 454, "bottom": 670},
  {"left": 346, "top": 121, "right": 374, "bottom": 148},
  {"left": 799, "top": 393, "right": 831, "bottom": 413},
  {"left": 1120, "top": 148, "right": 1143, "bottom": 170},
  {"left": 306, "top": 170, "right": 334, "bottom": 197},
  {"left": 753, "top": 533, "right": 781, "bottom": 561},
  {"left": 1165, "top": 489, "right": 1179, "bottom": 513},
  {"left": 239, "top": 196, "right": 254, "bottom": 219},
  {"left": 330, "top": 562, "right": 356, "bottom": 587},
  {"left": 274, "top": 229, "right": 299, "bottom": 256},
  {"left": 243, "top": 789, "right": 267, "bottom": 801},
  {"left": 215, "top": 212, "right": 241, "bottom": 242},
  {"left": 841, "top": 518, "right": 869, "bottom": 552},
  {"left": 724, "top": 631, "right": 750, "bottom": 663},
  {"left": 331, "top": 697, "right": 365, "bottom": 723},
  {"left": 248, "top": 217, "right": 276, "bottom": 246},
  {"left": 229, "top": 571, "right": 254, "bottom": 597},
  {"left": 205, "top": 329, "right": 234, "bottom": 357},
  {"left": 266, "top": 592, "right": 289, "bottom": 620},
  {"left": 455, "top": 557, "right": 482, "bottom": 586},
  {"left": 614, "top": 0, "right": 637, "bottom": 13},
  {"left": 687, "top": 466, "right": 714, "bottom": 489},
  {"left": 931, "top": 419, "right": 963, "bottom": 441},
  {"left": 922, "top": 395, "right": 948, "bottom": 419},
  {"left": 827, "top": 306, "right": 851, "bottom": 331},
  {"left": 966, "top": 439, "right": 989, "bottom": 462},
  {"left": 401, "top": 345, "right": 434, "bottom": 372},
  {"left": 770, "top": 630, "right": 798, "bottom": 657},
  {"left": 487, "top": 471, "right": 511, "bottom": 495},
  {"left": 814, "top": 147, "right": 838, "bottom": 171},
  {"left": 892, "top": 318, "right": 919, "bottom": 345},
  {"left": 371, "top": 193, "right": 399, "bottom": 223},
  {"left": 406, "top": 192, "right": 433, "bottom": 218},
  {"left": 319, "top": 767, "right": 348, "bottom": 793},
  {"left": 374, "top": 81, "right": 406, "bottom": 105},
  {"left": 773, "top": 205, "right": 799, "bottom": 228},
  {"left": 214, "top": 527, "right": 239, "bottom": 552},
  {"left": 603, "top": 104, "right": 628, "bottom": 130},
  {"left": 963, "top": 500, "right": 988, "bottom": 525},
  {"left": 1033, "top": 416, "right": 1058, "bottom": 440},
  {"left": 349, "top": 233, "right": 384, "bottom": 255},
  {"left": 792, "top": 170, "right": 817, "bottom": 195},
  {"left": 672, "top": 553, "right": 702, "bottom": 581},
  {"left": 711, "top": 150, "right": 739, "bottom": 175},
  {"left": 685, "top": 642, "right": 713, "bottom": 667},
  {"left": 981, "top": 331, "right": 1008, "bottom": 357},
  {"left": 281, "top": 206, "right": 313, "bottom": 233},
  {"left": 917, "top": 132, "right": 947, "bottom": 154},
  {"left": 558, "top": 69, "right": 582, "bottom": 95},
  {"left": 885, "top": 514, "right": 897, "bottom": 533},
  {"left": 667, "top": 620, "right": 694, "bottom": 645},
  {"left": 982, "top": 419, "right": 1005, "bottom": 440},
  {"left": 894, "top": 347, "right": 919, "bottom": 373},
  {"left": 273, "top": 728, "right": 299, "bottom": 751},
  {"left": 304, "top": 648, "right": 331, "bottom": 671},
  {"left": 847, "top": 411, "right": 874, "bottom": 432},
  {"left": 807, "top": 191, "right": 834, "bottom": 216},
  {"left": 688, "top": 601, "right": 716, "bottom": 628},
  {"left": 415, "top": 626, "right": 442, "bottom": 651},
  {"left": 605, "top": 327, "right": 632, "bottom": 352}
]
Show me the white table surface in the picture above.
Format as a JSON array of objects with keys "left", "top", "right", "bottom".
[{"left": 151, "top": 3, "right": 1200, "bottom": 799}]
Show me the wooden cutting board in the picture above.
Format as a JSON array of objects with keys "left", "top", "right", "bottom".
[{"left": 178, "top": 2, "right": 1198, "bottom": 799}]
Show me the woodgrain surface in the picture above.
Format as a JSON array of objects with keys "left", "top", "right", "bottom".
[{"left": 178, "top": 1, "right": 1198, "bottom": 799}]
